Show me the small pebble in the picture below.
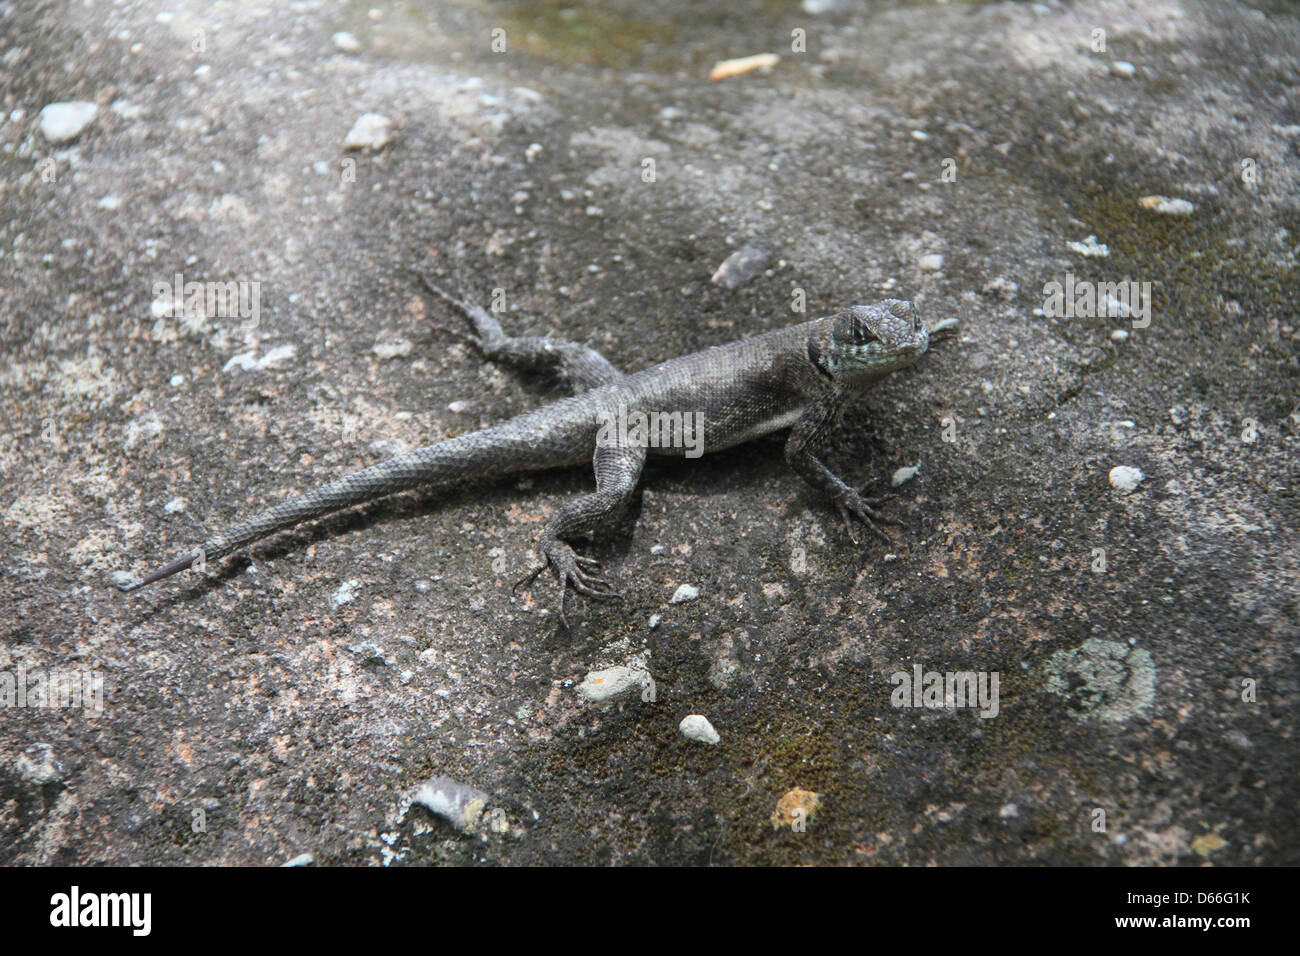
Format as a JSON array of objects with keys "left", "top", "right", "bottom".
[
  {"left": 670, "top": 584, "right": 700, "bottom": 604},
  {"left": 1111, "top": 329, "right": 1129, "bottom": 342},
  {"left": 918, "top": 253, "right": 944, "bottom": 271},
  {"left": 412, "top": 776, "right": 489, "bottom": 831},
  {"left": 1139, "top": 195, "right": 1194, "bottom": 216},
  {"left": 708, "top": 53, "right": 780, "bottom": 82},
  {"left": 332, "top": 31, "right": 361, "bottom": 53},
  {"left": 576, "top": 666, "right": 649, "bottom": 704},
  {"left": 38, "top": 101, "right": 98, "bottom": 143},
  {"left": 281, "top": 853, "right": 314, "bottom": 867},
  {"left": 1067, "top": 235, "right": 1109, "bottom": 258},
  {"left": 343, "top": 113, "right": 393, "bottom": 151},
  {"left": 891, "top": 463, "right": 920, "bottom": 487},
  {"left": 1110, "top": 61, "right": 1136, "bottom": 78},
  {"left": 1108, "top": 465, "right": 1144, "bottom": 493},
  {"left": 711, "top": 245, "right": 770, "bottom": 289},
  {"left": 679, "top": 714, "right": 721, "bottom": 745}
]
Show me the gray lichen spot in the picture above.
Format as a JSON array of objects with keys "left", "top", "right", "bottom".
[{"left": 1045, "top": 639, "right": 1156, "bottom": 722}]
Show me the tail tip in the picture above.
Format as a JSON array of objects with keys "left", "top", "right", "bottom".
[
  {"left": 111, "top": 571, "right": 143, "bottom": 593},
  {"left": 111, "top": 550, "right": 205, "bottom": 594}
]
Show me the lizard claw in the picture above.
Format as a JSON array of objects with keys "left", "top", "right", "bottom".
[
  {"left": 511, "top": 562, "right": 547, "bottom": 594},
  {"left": 515, "top": 541, "right": 623, "bottom": 628},
  {"left": 551, "top": 542, "right": 623, "bottom": 628},
  {"left": 416, "top": 273, "right": 486, "bottom": 348},
  {"left": 832, "top": 486, "right": 902, "bottom": 545}
]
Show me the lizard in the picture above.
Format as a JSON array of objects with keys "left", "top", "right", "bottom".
[{"left": 116, "top": 276, "right": 957, "bottom": 627}]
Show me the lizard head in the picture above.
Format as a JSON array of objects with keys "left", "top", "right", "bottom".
[{"left": 826, "top": 299, "right": 929, "bottom": 383}]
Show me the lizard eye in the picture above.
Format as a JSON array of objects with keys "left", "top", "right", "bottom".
[{"left": 852, "top": 322, "right": 877, "bottom": 344}]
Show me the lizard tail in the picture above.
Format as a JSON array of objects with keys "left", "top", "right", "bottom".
[{"left": 115, "top": 414, "right": 590, "bottom": 593}]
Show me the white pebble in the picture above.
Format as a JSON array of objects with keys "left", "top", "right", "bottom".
[
  {"left": 343, "top": 113, "right": 393, "bottom": 151},
  {"left": 679, "top": 714, "right": 721, "bottom": 745},
  {"left": 332, "top": 31, "right": 361, "bottom": 53},
  {"left": 38, "top": 101, "right": 98, "bottom": 143},
  {"left": 412, "top": 776, "right": 489, "bottom": 831},
  {"left": 1140, "top": 195, "right": 1195, "bottom": 216},
  {"left": 576, "top": 666, "right": 650, "bottom": 704},
  {"left": 1108, "top": 465, "right": 1144, "bottom": 493},
  {"left": 918, "top": 253, "right": 944, "bottom": 271},
  {"left": 710, "top": 246, "right": 770, "bottom": 289},
  {"left": 1110, "top": 329, "right": 1129, "bottom": 342},
  {"left": 670, "top": 584, "right": 700, "bottom": 604},
  {"left": 1110, "top": 61, "right": 1136, "bottom": 78},
  {"left": 891, "top": 463, "right": 920, "bottom": 487},
  {"left": 223, "top": 345, "right": 296, "bottom": 373},
  {"left": 1067, "top": 235, "right": 1109, "bottom": 258}
]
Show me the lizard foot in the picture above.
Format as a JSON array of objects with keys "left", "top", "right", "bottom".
[
  {"left": 415, "top": 273, "right": 489, "bottom": 348},
  {"left": 831, "top": 486, "right": 904, "bottom": 545},
  {"left": 514, "top": 541, "right": 623, "bottom": 628}
]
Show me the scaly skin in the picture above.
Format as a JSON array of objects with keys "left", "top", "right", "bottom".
[{"left": 117, "top": 276, "right": 957, "bottom": 626}]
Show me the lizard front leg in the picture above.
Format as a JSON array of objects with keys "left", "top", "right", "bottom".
[
  {"left": 516, "top": 441, "right": 648, "bottom": 628},
  {"left": 417, "top": 275, "right": 623, "bottom": 393},
  {"left": 784, "top": 393, "right": 902, "bottom": 544}
]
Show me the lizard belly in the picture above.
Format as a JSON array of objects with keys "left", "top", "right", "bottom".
[
  {"left": 649, "top": 403, "right": 805, "bottom": 457},
  {"left": 715, "top": 404, "right": 805, "bottom": 450}
]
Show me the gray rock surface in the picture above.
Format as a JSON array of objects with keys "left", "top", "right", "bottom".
[{"left": 0, "top": 0, "right": 1296, "bottom": 865}]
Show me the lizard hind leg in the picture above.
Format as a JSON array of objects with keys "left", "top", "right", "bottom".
[
  {"left": 416, "top": 274, "right": 623, "bottom": 394},
  {"left": 521, "top": 442, "right": 648, "bottom": 628}
]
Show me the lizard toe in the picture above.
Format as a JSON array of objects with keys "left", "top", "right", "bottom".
[{"left": 834, "top": 488, "right": 900, "bottom": 543}]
